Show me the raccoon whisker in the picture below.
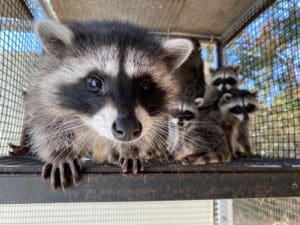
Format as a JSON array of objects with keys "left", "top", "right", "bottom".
[
  {"left": 152, "top": 127, "right": 177, "bottom": 158},
  {"left": 47, "top": 129, "right": 94, "bottom": 164},
  {"left": 72, "top": 133, "right": 91, "bottom": 151},
  {"left": 153, "top": 132, "right": 167, "bottom": 153},
  {"left": 28, "top": 124, "right": 86, "bottom": 145},
  {"left": 55, "top": 125, "right": 87, "bottom": 134},
  {"left": 183, "top": 121, "right": 212, "bottom": 124},
  {"left": 73, "top": 131, "right": 97, "bottom": 159},
  {"left": 55, "top": 131, "right": 94, "bottom": 164},
  {"left": 147, "top": 127, "right": 166, "bottom": 151},
  {"left": 165, "top": 127, "right": 208, "bottom": 151}
]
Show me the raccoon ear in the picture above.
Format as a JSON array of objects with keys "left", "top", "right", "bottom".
[
  {"left": 162, "top": 39, "right": 193, "bottom": 70},
  {"left": 219, "top": 93, "right": 232, "bottom": 105},
  {"left": 250, "top": 88, "right": 259, "bottom": 97},
  {"left": 34, "top": 19, "right": 73, "bottom": 58},
  {"left": 232, "top": 65, "right": 241, "bottom": 73},
  {"left": 194, "top": 97, "right": 204, "bottom": 107}
]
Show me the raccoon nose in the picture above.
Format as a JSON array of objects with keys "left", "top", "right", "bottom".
[
  {"left": 244, "top": 113, "right": 249, "bottom": 121},
  {"left": 178, "top": 121, "right": 184, "bottom": 127},
  {"left": 112, "top": 116, "right": 142, "bottom": 141}
]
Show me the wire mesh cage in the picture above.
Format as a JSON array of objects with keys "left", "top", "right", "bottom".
[
  {"left": 0, "top": 200, "right": 214, "bottom": 225},
  {"left": 1, "top": 0, "right": 298, "bottom": 158},
  {"left": 0, "top": 0, "right": 42, "bottom": 156},
  {"left": 223, "top": 0, "right": 300, "bottom": 159},
  {"left": 232, "top": 198, "right": 300, "bottom": 225},
  {"left": 0, "top": 0, "right": 300, "bottom": 224}
]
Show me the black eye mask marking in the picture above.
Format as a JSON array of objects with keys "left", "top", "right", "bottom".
[
  {"left": 213, "top": 78, "right": 223, "bottom": 86},
  {"left": 134, "top": 74, "right": 166, "bottom": 116},
  {"left": 176, "top": 110, "right": 195, "bottom": 121},
  {"left": 58, "top": 71, "right": 108, "bottom": 115},
  {"left": 213, "top": 77, "right": 237, "bottom": 87},
  {"left": 59, "top": 71, "right": 167, "bottom": 117},
  {"left": 229, "top": 106, "right": 243, "bottom": 114},
  {"left": 246, "top": 104, "right": 256, "bottom": 113},
  {"left": 138, "top": 78, "right": 154, "bottom": 97},
  {"left": 86, "top": 73, "right": 106, "bottom": 94},
  {"left": 182, "top": 111, "right": 195, "bottom": 121},
  {"left": 226, "top": 77, "right": 237, "bottom": 85}
]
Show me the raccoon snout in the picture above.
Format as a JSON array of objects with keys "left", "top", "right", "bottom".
[
  {"left": 112, "top": 116, "right": 142, "bottom": 141},
  {"left": 177, "top": 120, "right": 184, "bottom": 127},
  {"left": 243, "top": 113, "right": 249, "bottom": 121},
  {"left": 221, "top": 85, "right": 227, "bottom": 91}
]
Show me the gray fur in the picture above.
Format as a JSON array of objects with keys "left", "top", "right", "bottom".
[
  {"left": 167, "top": 101, "right": 232, "bottom": 165},
  {"left": 203, "top": 65, "right": 240, "bottom": 107},
  {"left": 21, "top": 19, "right": 193, "bottom": 190},
  {"left": 218, "top": 89, "right": 258, "bottom": 157}
]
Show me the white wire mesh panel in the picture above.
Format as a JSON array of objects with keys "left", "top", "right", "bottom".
[
  {"left": 0, "top": 0, "right": 41, "bottom": 156},
  {"left": 232, "top": 197, "right": 300, "bottom": 225},
  {"left": 0, "top": 200, "right": 214, "bottom": 225}
]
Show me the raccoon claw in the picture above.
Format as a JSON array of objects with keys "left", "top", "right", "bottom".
[
  {"left": 119, "top": 157, "right": 144, "bottom": 173},
  {"left": 42, "top": 157, "right": 82, "bottom": 192}
]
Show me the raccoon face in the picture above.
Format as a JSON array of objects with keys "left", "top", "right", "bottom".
[
  {"left": 218, "top": 88, "right": 258, "bottom": 121},
  {"left": 210, "top": 66, "right": 240, "bottom": 91},
  {"left": 35, "top": 20, "right": 193, "bottom": 143},
  {"left": 169, "top": 101, "right": 199, "bottom": 132}
]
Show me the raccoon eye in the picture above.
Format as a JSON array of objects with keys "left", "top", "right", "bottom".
[
  {"left": 86, "top": 76, "right": 105, "bottom": 93},
  {"left": 229, "top": 106, "right": 243, "bottom": 114},
  {"left": 213, "top": 78, "right": 222, "bottom": 86},
  {"left": 182, "top": 111, "right": 195, "bottom": 121},
  {"left": 226, "top": 77, "right": 237, "bottom": 85},
  {"left": 246, "top": 104, "right": 256, "bottom": 113},
  {"left": 139, "top": 79, "right": 153, "bottom": 94},
  {"left": 187, "top": 89, "right": 193, "bottom": 96}
]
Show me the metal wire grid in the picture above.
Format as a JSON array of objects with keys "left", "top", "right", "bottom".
[
  {"left": 0, "top": 0, "right": 40, "bottom": 156},
  {"left": 223, "top": 0, "right": 300, "bottom": 159},
  {"left": 221, "top": 0, "right": 274, "bottom": 44},
  {"left": 0, "top": 200, "right": 214, "bottom": 225},
  {"left": 232, "top": 198, "right": 300, "bottom": 225}
]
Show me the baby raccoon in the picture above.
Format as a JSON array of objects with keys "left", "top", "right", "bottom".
[
  {"left": 218, "top": 88, "right": 258, "bottom": 157},
  {"left": 203, "top": 65, "right": 240, "bottom": 107},
  {"left": 173, "top": 39, "right": 205, "bottom": 105},
  {"left": 18, "top": 19, "right": 193, "bottom": 190},
  {"left": 167, "top": 100, "right": 232, "bottom": 165}
]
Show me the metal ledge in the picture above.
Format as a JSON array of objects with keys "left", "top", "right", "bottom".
[{"left": 0, "top": 156, "right": 300, "bottom": 203}]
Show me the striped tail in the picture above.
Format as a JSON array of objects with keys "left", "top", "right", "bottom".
[{"left": 182, "top": 151, "right": 232, "bottom": 165}]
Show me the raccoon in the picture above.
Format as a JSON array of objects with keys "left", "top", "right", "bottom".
[
  {"left": 9, "top": 88, "right": 31, "bottom": 156},
  {"left": 167, "top": 100, "right": 232, "bottom": 165},
  {"left": 173, "top": 39, "right": 206, "bottom": 106},
  {"left": 218, "top": 88, "right": 258, "bottom": 157},
  {"left": 203, "top": 65, "right": 240, "bottom": 107},
  {"left": 19, "top": 19, "right": 193, "bottom": 190}
]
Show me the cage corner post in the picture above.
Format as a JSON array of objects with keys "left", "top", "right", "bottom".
[{"left": 216, "top": 40, "right": 223, "bottom": 68}]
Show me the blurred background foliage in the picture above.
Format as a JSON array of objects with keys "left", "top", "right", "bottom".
[{"left": 224, "top": 0, "right": 299, "bottom": 158}]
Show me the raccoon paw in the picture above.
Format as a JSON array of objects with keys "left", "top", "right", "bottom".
[
  {"left": 233, "top": 151, "right": 250, "bottom": 159},
  {"left": 8, "top": 143, "right": 30, "bottom": 156},
  {"left": 181, "top": 154, "right": 198, "bottom": 165},
  {"left": 119, "top": 152, "right": 144, "bottom": 174},
  {"left": 42, "top": 157, "right": 82, "bottom": 192}
]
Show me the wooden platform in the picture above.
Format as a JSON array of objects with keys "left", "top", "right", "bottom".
[{"left": 0, "top": 156, "right": 300, "bottom": 203}]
